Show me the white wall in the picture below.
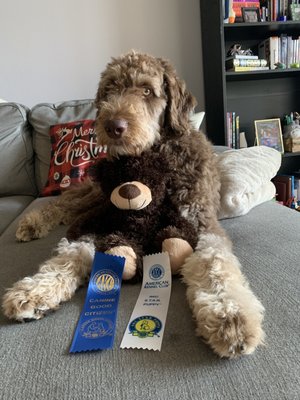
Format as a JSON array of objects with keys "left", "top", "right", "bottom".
[{"left": 0, "top": 0, "right": 204, "bottom": 110}]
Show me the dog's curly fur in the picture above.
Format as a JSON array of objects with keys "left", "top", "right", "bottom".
[{"left": 2, "top": 51, "right": 265, "bottom": 358}]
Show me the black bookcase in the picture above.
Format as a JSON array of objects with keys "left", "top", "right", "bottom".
[{"left": 200, "top": 0, "right": 300, "bottom": 173}]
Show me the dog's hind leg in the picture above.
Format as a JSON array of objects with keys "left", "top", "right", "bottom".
[
  {"left": 16, "top": 179, "right": 101, "bottom": 242},
  {"left": 2, "top": 237, "right": 95, "bottom": 322}
]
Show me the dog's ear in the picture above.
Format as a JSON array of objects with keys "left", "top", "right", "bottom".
[
  {"left": 94, "top": 75, "right": 108, "bottom": 112},
  {"left": 160, "top": 59, "right": 197, "bottom": 134}
]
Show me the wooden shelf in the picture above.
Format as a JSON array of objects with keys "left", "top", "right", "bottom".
[
  {"left": 283, "top": 151, "right": 300, "bottom": 158},
  {"left": 226, "top": 68, "right": 300, "bottom": 81},
  {"left": 224, "top": 21, "right": 300, "bottom": 41}
]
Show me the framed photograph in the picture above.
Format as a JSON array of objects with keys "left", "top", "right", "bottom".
[
  {"left": 254, "top": 118, "right": 284, "bottom": 153},
  {"left": 242, "top": 7, "right": 261, "bottom": 22}
]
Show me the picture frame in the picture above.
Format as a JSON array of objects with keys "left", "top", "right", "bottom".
[
  {"left": 254, "top": 118, "right": 284, "bottom": 153},
  {"left": 242, "top": 7, "right": 261, "bottom": 23}
]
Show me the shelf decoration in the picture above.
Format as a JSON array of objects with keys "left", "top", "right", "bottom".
[{"left": 254, "top": 118, "right": 284, "bottom": 154}]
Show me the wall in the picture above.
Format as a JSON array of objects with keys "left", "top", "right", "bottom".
[{"left": 0, "top": 0, "right": 204, "bottom": 110}]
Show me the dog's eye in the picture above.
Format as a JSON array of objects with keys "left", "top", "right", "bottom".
[{"left": 143, "top": 87, "right": 152, "bottom": 96}]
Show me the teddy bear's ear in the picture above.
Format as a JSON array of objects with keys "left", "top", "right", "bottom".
[
  {"left": 159, "top": 58, "right": 197, "bottom": 135},
  {"left": 111, "top": 181, "right": 152, "bottom": 210}
]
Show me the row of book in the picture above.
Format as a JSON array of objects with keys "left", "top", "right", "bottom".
[
  {"left": 258, "top": 35, "right": 300, "bottom": 69},
  {"left": 226, "top": 112, "right": 241, "bottom": 148},
  {"left": 224, "top": 0, "right": 299, "bottom": 22},
  {"left": 226, "top": 54, "right": 269, "bottom": 71},
  {"left": 261, "top": 0, "right": 297, "bottom": 21},
  {"left": 272, "top": 174, "right": 300, "bottom": 208}
]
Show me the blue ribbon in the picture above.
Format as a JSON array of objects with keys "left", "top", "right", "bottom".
[{"left": 70, "top": 252, "right": 125, "bottom": 353}]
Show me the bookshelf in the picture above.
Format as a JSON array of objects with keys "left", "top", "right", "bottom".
[{"left": 200, "top": 1, "right": 300, "bottom": 174}]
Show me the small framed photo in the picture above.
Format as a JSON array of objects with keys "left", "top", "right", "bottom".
[
  {"left": 254, "top": 118, "right": 284, "bottom": 153},
  {"left": 242, "top": 7, "right": 261, "bottom": 22}
]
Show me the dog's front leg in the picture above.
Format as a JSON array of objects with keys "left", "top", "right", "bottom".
[
  {"left": 181, "top": 229, "right": 265, "bottom": 359},
  {"left": 2, "top": 237, "right": 95, "bottom": 322}
]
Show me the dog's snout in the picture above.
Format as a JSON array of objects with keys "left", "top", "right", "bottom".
[
  {"left": 118, "top": 184, "right": 141, "bottom": 200},
  {"left": 104, "top": 119, "right": 128, "bottom": 139}
]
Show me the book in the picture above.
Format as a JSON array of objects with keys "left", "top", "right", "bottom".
[
  {"left": 280, "top": 34, "right": 288, "bottom": 66},
  {"left": 226, "top": 112, "right": 240, "bottom": 148},
  {"left": 273, "top": 181, "right": 287, "bottom": 203},
  {"left": 235, "top": 115, "right": 240, "bottom": 149},
  {"left": 228, "top": 66, "right": 270, "bottom": 71},
  {"left": 272, "top": 175, "right": 293, "bottom": 203},
  {"left": 258, "top": 36, "right": 280, "bottom": 69},
  {"left": 226, "top": 54, "right": 259, "bottom": 60},
  {"left": 226, "top": 58, "right": 268, "bottom": 68}
]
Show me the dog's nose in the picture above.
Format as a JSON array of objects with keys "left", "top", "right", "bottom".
[
  {"left": 104, "top": 119, "right": 128, "bottom": 139},
  {"left": 118, "top": 184, "right": 141, "bottom": 200}
]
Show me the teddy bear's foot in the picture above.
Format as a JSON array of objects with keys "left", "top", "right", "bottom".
[
  {"left": 162, "top": 238, "right": 193, "bottom": 274},
  {"left": 105, "top": 246, "right": 137, "bottom": 280}
]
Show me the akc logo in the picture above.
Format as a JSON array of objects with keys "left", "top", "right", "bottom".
[
  {"left": 149, "top": 264, "right": 165, "bottom": 280},
  {"left": 129, "top": 316, "right": 162, "bottom": 338},
  {"left": 92, "top": 270, "right": 119, "bottom": 294}
]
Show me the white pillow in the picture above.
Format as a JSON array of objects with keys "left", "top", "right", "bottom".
[
  {"left": 190, "top": 112, "right": 205, "bottom": 130},
  {"left": 217, "top": 146, "right": 282, "bottom": 219}
]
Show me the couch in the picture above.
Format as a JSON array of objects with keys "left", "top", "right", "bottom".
[{"left": 0, "top": 100, "right": 299, "bottom": 400}]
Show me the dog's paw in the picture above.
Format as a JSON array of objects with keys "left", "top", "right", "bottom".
[
  {"left": 2, "top": 279, "right": 59, "bottom": 322},
  {"left": 105, "top": 246, "right": 137, "bottom": 280},
  {"left": 16, "top": 211, "right": 49, "bottom": 242},
  {"left": 197, "top": 301, "right": 265, "bottom": 359}
]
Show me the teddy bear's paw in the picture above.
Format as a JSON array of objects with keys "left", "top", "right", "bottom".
[
  {"left": 162, "top": 238, "right": 193, "bottom": 274},
  {"left": 105, "top": 246, "right": 137, "bottom": 280},
  {"left": 2, "top": 279, "right": 59, "bottom": 322}
]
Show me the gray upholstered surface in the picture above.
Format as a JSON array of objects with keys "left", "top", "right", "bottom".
[
  {"left": 0, "top": 200, "right": 299, "bottom": 400},
  {"left": 0, "top": 195, "right": 34, "bottom": 235},
  {"left": 0, "top": 103, "right": 37, "bottom": 197}
]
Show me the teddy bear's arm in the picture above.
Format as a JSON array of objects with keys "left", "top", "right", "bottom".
[{"left": 66, "top": 202, "right": 110, "bottom": 241}]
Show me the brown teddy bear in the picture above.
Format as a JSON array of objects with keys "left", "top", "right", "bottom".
[{"left": 66, "top": 148, "right": 197, "bottom": 280}]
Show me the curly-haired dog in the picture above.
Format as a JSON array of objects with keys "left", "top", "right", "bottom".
[{"left": 2, "top": 51, "right": 265, "bottom": 358}]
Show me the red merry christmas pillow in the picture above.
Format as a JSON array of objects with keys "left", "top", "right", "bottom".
[{"left": 42, "top": 120, "right": 106, "bottom": 196}]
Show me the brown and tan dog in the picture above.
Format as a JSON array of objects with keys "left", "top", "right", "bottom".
[{"left": 2, "top": 51, "right": 265, "bottom": 358}]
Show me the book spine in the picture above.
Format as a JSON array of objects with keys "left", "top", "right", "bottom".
[
  {"left": 280, "top": 34, "right": 288, "bottom": 65},
  {"left": 235, "top": 115, "right": 240, "bottom": 149},
  {"left": 287, "top": 36, "right": 293, "bottom": 67},
  {"left": 232, "top": 111, "right": 236, "bottom": 149},
  {"left": 233, "top": 55, "right": 259, "bottom": 59},
  {"left": 226, "top": 112, "right": 230, "bottom": 147},
  {"left": 270, "top": 36, "right": 279, "bottom": 69},
  {"left": 229, "top": 66, "right": 269, "bottom": 71},
  {"left": 231, "top": 59, "right": 268, "bottom": 67}
]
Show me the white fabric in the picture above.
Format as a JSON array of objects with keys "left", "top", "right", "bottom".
[
  {"left": 190, "top": 112, "right": 205, "bottom": 130},
  {"left": 217, "top": 146, "right": 282, "bottom": 219}
]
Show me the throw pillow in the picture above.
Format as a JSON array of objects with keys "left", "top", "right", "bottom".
[
  {"left": 217, "top": 145, "right": 282, "bottom": 219},
  {"left": 42, "top": 119, "right": 106, "bottom": 196}
]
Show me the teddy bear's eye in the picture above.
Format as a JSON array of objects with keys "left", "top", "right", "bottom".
[{"left": 143, "top": 87, "right": 152, "bottom": 96}]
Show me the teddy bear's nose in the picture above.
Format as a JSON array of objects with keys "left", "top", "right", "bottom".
[
  {"left": 118, "top": 184, "right": 141, "bottom": 200},
  {"left": 104, "top": 119, "right": 128, "bottom": 139}
]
